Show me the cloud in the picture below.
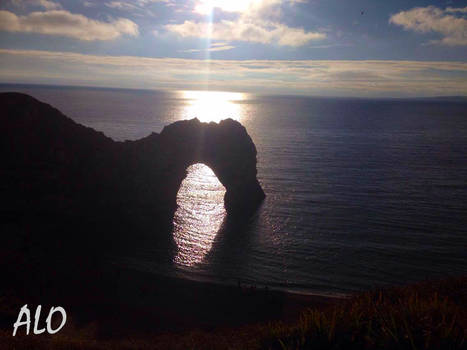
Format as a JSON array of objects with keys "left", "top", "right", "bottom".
[
  {"left": 0, "top": 10, "right": 139, "bottom": 40},
  {"left": 180, "top": 45, "right": 235, "bottom": 53},
  {"left": 166, "top": 19, "right": 325, "bottom": 46},
  {"left": 446, "top": 7, "right": 467, "bottom": 14},
  {"left": 211, "top": 42, "right": 229, "bottom": 47},
  {"left": 105, "top": 0, "right": 168, "bottom": 10},
  {"left": 31, "top": 0, "right": 61, "bottom": 10},
  {"left": 167, "top": 0, "right": 325, "bottom": 47},
  {"left": 389, "top": 6, "right": 467, "bottom": 46},
  {"left": 106, "top": 2, "right": 140, "bottom": 11},
  {"left": 193, "top": 0, "right": 281, "bottom": 16},
  {"left": 137, "top": 0, "right": 168, "bottom": 3},
  {"left": 10, "top": 0, "right": 62, "bottom": 10},
  {"left": 0, "top": 49, "right": 466, "bottom": 97},
  {"left": 105, "top": 0, "right": 167, "bottom": 10}
]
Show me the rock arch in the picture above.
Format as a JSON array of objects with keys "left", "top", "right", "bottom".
[
  {"left": 1, "top": 93, "right": 265, "bottom": 242},
  {"left": 129, "top": 118, "right": 265, "bottom": 223}
]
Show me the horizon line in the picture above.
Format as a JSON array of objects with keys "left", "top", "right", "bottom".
[{"left": 2, "top": 82, "right": 467, "bottom": 101}]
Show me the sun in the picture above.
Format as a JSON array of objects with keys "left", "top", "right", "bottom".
[{"left": 180, "top": 90, "right": 245, "bottom": 123}]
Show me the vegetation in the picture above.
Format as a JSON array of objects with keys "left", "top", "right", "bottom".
[
  {"left": 262, "top": 277, "right": 466, "bottom": 350},
  {"left": 1, "top": 277, "right": 465, "bottom": 350}
]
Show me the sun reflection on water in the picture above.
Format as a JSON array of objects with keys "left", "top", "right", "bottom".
[
  {"left": 173, "top": 90, "right": 247, "bottom": 267},
  {"left": 180, "top": 90, "right": 245, "bottom": 123},
  {"left": 173, "top": 163, "right": 226, "bottom": 267}
]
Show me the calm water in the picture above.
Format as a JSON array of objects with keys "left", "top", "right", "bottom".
[{"left": 2, "top": 84, "right": 467, "bottom": 296}]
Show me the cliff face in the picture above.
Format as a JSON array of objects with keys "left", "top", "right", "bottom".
[
  {"left": 0, "top": 93, "right": 265, "bottom": 253},
  {"left": 127, "top": 118, "right": 265, "bottom": 221}
]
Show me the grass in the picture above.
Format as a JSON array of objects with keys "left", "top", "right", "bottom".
[
  {"left": 1, "top": 277, "right": 465, "bottom": 350},
  {"left": 262, "top": 277, "right": 466, "bottom": 350}
]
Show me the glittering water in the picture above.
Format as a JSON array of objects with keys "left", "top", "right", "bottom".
[
  {"left": 173, "top": 163, "right": 226, "bottom": 267},
  {"left": 2, "top": 84, "right": 466, "bottom": 295}
]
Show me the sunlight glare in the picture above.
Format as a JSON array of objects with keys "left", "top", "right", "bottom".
[
  {"left": 173, "top": 163, "right": 226, "bottom": 267},
  {"left": 181, "top": 90, "right": 245, "bottom": 123},
  {"left": 195, "top": 0, "right": 258, "bottom": 14}
]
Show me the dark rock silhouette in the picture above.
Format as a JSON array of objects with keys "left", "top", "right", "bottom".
[
  {"left": 0, "top": 92, "right": 265, "bottom": 256},
  {"left": 129, "top": 117, "right": 265, "bottom": 218},
  {"left": 0, "top": 95, "right": 332, "bottom": 340}
]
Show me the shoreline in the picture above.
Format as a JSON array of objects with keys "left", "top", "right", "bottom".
[
  {"left": 5, "top": 261, "right": 464, "bottom": 336},
  {"left": 102, "top": 265, "right": 342, "bottom": 332},
  {"left": 1, "top": 263, "right": 342, "bottom": 338},
  {"left": 145, "top": 263, "right": 352, "bottom": 299},
  {"left": 2, "top": 269, "right": 465, "bottom": 349}
]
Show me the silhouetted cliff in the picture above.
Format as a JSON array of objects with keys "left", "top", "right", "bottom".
[{"left": 0, "top": 93, "right": 264, "bottom": 265}]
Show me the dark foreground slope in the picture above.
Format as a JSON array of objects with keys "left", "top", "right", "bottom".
[{"left": 1, "top": 276, "right": 465, "bottom": 349}]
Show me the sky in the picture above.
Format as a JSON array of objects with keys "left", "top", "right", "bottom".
[{"left": 0, "top": 0, "right": 466, "bottom": 97}]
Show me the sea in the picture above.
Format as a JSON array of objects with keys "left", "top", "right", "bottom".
[{"left": 2, "top": 83, "right": 466, "bottom": 297}]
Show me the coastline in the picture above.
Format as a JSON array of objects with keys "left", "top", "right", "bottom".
[
  {"left": 0, "top": 264, "right": 341, "bottom": 346},
  {"left": 1, "top": 261, "right": 340, "bottom": 322},
  {"left": 72, "top": 265, "right": 342, "bottom": 333},
  {"left": 2, "top": 268, "right": 465, "bottom": 349}
]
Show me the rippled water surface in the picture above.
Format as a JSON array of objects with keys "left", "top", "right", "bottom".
[
  {"left": 173, "top": 163, "right": 226, "bottom": 267},
  {"left": 2, "top": 84, "right": 466, "bottom": 295}
]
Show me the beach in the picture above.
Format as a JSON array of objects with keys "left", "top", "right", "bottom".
[{"left": 2, "top": 267, "right": 465, "bottom": 349}]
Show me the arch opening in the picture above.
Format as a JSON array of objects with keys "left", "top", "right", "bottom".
[{"left": 173, "top": 163, "right": 226, "bottom": 266}]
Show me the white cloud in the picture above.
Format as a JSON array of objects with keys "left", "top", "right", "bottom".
[
  {"left": 194, "top": 0, "right": 281, "bottom": 16},
  {"left": 83, "top": 1, "right": 95, "bottom": 7},
  {"left": 211, "top": 42, "right": 229, "bottom": 47},
  {"left": 10, "top": 0, "right": 62, "bottom": 10},
  {"left": 33, "top": 0, "right": 61, "bottom": 10},
  {"left": 138, "top": 0, "right": 168, "bottom": 3},
  {"left": 106, "top": 2, "right": 140, "bottom": 11},
  {"left": 105, "top": 0, "right": 168, "bottom": 10},
  {"left": 446, "top": 7, "right": 467, "bottom": 14},
  {"left": 390, "top": 6, "right": 467, "bottom": 46},
  {"left": 167, "top": 0, "right": 324, "bottom": 47},
  {"left": 0, "top": 49, "right": 466, "bottom": 97},
  {"left": 166, "top": 19, "right": 324, "bottom": 46},
  {"left": 180, "top": 45, "right": 235, "bottom": 53},
  {"left": 0, "top": 10, "right": 139, "bottom": 40}
]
